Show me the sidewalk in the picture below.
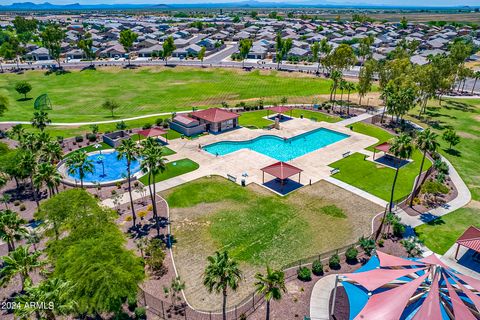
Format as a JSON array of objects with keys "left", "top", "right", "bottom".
[{"left": 309, "top": 275, "right": 338, "bottom": 320}]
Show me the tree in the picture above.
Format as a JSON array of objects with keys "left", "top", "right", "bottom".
[
  {"left": 0, "top": 245, "right": 44, "bottom": 291},
  {"left": 254, "top": 266, "right": 286, "bottom": 320},
  {"left": 345, "top": 82, "right": 356, "bottom": 114},
  {"left": 101, "top": 99, "right": 120, "bottom": 118},
  {"left": 12, "top": 16, "right": 37, "bottom": 35},
  {"left": 410, "top": 128, "right": 439, "bottom": 207},
  {"left": 329, "top": 70, "right": 343, "bottom": 102},
  {"left": 77, "top": 32, "right": 95, "bottom": 66},
  {"left": 388, "top": 133, "right": 413, "bottom": 212},
  {"left": 275, "top": 33, "right": 292, "bottom": 69},
  {"left": 14, "top": 278, "right": 76, "bottom": 320},
  {"left": 324, "top": 43, "right": 356, "bottom": 74},
  {"left": 442, "top": 128, "right": 460, "bottom": 150},
  {"left": 18, "top": 150, "right": 39, "bottom": 206},
  {"left": 15, "top": 81, "right": 32, "bottom": 100},
  {"left": 119, "top": 29, "right": 138, "bottom": 66},
  {"left": 318, "top": 38, "right": 332, "bottom": 74},
  {"left": 358, "top": 35, "right": 374, "bottom": 67},
  {"left": 471, "top": 71, "right": 480, "bottom": 94},
  {"left": 140, "top": 138, "right": 166, "bottom": 236},
  {"left": 0, "top": 94, "right": 8, "bottom": 117},
  {"left": 65, "top": 151, "right": 94, "bottom": 188},
  {"left": 400, "top": 16, "right": 408, "bottom": 29},
  {"left": 198, "top": 46, "right": 206, "bottom": 66},
  {"left": 31, "top": 111, "right": 51, "bottom": 131},
  {"left": 163, "top": 36, "right": 176, "bottom": 66},
  {"left": 239, "top": 38, "right": 253, "bottom": 68},
  {"left": 117, "top": 139, "right": 140, "bottom": 228},
  {"left": 41, "top": 24, "right": 64, "bottom": 68},
  {"left": 33, "top": 162, "right": 61, "bottom": 197},
  {"left": 203, "top": 251, "right": 242, "bottom": 320},
  {"left": 170, "top": 276, "right": 186, "bottom": 307},
  {"left": 310, "top": 41, "right": 321, "bottom": 74},
  {"left": 0, "top": 209, "right": 27, "bottom": 252}
]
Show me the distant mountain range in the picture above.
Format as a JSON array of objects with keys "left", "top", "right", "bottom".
[{"left": 0, "top": 1, "right": 478, "bottom": 10}]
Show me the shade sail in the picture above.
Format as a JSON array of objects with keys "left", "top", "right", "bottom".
[
  {"left": 445, "top": 275, "right": 477, "bottom": 320},
  {"left": 374, "top": 142, "right": 391, "bottom": 153},
  {"left": 412, "top": 272, "right": 441, "bottom": 320},
  {"left": 137, "top": 127, "right": 167, "bottom": 137},
  {"left": 377, "top": 250, "right": 425, "bottom": 267},
  {"left": 261, "top": 161, "right": 302, "bottom": 180},
  {"left": 343, "top": 267, "right": 426, "bottom": 292},
  {"left": 267, "top": 106, "right": 292, "bottom": 114}
]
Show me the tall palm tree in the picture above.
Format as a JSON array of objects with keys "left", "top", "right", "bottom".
[
  {"left": 41, "top": 140, "right": 63, "bottom": 164},
  {"left": 117, "top": 138, "right": 140, "bottom": 228},
  {"left": 345, "top": 82, "right": 356, "bottom": 115},
  {"left": 409, "top": 128, "right": 439, "bottom": 207},
  {"left": 0, "top": 245, "right": 44, "bottom": 291},
  {"left": 25, "top": 228, "right": 42, "bottom": 252},
  {"left": 31, "top": 111, "right": 51, "bottom": 132},
  {"left": 329, "top": 70, "right": 343, "bottom": 102},
  {"left": 140, "top": 138, "right": 166, "bottom": 236},
  {"left": 19, "top": 150, "right": 39, "bottom": 206},
  {"left": 388, "top": 133, "right": 413, "bottom": 212},
  {"left": 203, "top": 251, "right": 243, "bottom": 320},
  {"left": 15, "top": 278, "right": 76, "bottom": 320},
  {"left": 471, "top": 71, "right": 480, "bottom": 95},
  {"left": 254, "top": 266, "right": 287, "bottom": 320},
  {"left": 339, "top": 79, "right": 348, "bottom": 103},
  {"left": 33, "top": 162, "right": 61, "bottom": 197},
  {"left": 0, "top": 209, "right": 27, "bottom": 252},
  {"left": 65, "top": 151, "right": 94, "bottom": 188}
]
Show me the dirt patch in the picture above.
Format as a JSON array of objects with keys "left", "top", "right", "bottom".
[
  {"left": 466, "top": 200, "right": 480, "bottom": 209},
  {"left": 457, "top": 131, "right": 477, "bottom": 139}
]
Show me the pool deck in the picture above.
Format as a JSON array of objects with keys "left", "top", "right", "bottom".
[{"left": 103, "top": 117, "right": 377, "bottom": 206}]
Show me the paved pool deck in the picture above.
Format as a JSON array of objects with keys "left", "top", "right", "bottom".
[{"left": 103, "top": 117, "right": 378, "bottom": 206}]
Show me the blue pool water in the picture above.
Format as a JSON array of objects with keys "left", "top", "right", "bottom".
[
  {"left": 203, "top": 128, "right": 349, "bottom": 161},
  {"left": 67, "top": 150, "right": 142, "bottom": 183}
]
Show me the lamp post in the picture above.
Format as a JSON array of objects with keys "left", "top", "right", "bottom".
[
  {"left": 97, "top": 155, "right": 106, "bottom": 178},
  {"left": 94, "top": 143, "right": 103, "bottom": 155}
]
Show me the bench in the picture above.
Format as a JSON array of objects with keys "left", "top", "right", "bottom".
[
  {"left": 342, "top": 151, "right": 351, "bottom": 158},
  {"left": 227, "top": 174, "right": 237, "bottom": 183},
  {"left": 330, "top": 168, "right": 340, "bottom": 175}
]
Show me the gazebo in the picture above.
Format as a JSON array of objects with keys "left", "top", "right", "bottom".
[
  {"left": 333, "top": 250, "right": 480, "bottom": 320},
  {"left": 372, "top": 142, "right": 391, "bottom": 160},
  {"left": 266, "top": 105, "right": 293, "bottom": 119},
  {"left": 455, "top": 226, "right": 480, "bottom": 260},
  {"left": 261, "top": 161, "right": 303, "bottom": 194},
  {"left": 137, "top": 127, "right": 168, "bottom": 143}
]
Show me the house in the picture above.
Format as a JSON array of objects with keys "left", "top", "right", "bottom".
[
  {"left": 172, "top": 44, "right": 202, "bottom": 58},
  {"left": 66, "top": 49, "right": 84, "bottom": 60},
  {"left": 196, "top": 38, "right": 217, "bottom": 50},
  {"left": 169, "top": 115, "right": 205, "bottom": 136},
  {"left": 138, "top": 44, "right": 164, "bottom": 57},
  {"left": 170, "top": 108, "right": 240, "bottom": 136},
  {"left": 26, "top": 47, "right": 51, "bottom": 61},
  {"left": 247, "top": 45, "right": 268, "bottom": 59},
  {"left": 99, "top": 44, "right": 126, "bottom": 58}
]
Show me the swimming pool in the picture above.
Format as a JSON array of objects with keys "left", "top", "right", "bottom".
[
  {"left": 203, "top": 128, "right": 349, "bottom": 162},
  {"left": 67, "top": 150, "right": 142, "bottom": 183}
]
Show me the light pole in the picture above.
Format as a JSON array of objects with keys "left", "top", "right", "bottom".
[
  {"left": 94, "top": 143, "right": 103, "bottom": 155},
  {"left": 97, "top": 155, "right": 106, "bottom": 178}
]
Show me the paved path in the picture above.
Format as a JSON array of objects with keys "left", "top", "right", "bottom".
[
  {"left": 309, "top": 275, "right": 338, "bottom": 320},
  {"left": 336, "top": 110, "right": 381, "bottom": 127},
  {"left": 325, "top": 176, "right": 388, "bottom": 208}
]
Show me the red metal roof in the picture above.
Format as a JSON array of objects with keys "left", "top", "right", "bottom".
[
  {"left": 267, "top": 106, "right": 291, "bottom": 113},
  {"left": 137, "top": 127, "right": 167, "bottom": 137},
  {"left": 191, "top": 108, "right": 239, "bottom": 123},
  {"left": 374, "top": 142, "right": 391, "bottom": 153},
  {"left": 261, "top": 162, "right": 302, "bottom": 180},
  {"left": 456, "top": 226, "right": 480, "bottom": 253}
]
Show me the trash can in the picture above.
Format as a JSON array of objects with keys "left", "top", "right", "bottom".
[
  {"left": 241, "top": 179, "right": 246, "bottom": 187},
  {"left": 300, "top": 114, "right": 304, "bottom": 119}
]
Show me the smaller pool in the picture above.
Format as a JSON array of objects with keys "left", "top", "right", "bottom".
[
  {"left": 67, "top": 150, "right": 142, "bottom": 183},
  {"left": 203, "top": 128, "right": 349, "bottom": 162}
]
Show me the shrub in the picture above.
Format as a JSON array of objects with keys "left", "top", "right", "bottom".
[
  {"left": 19, "top": 204, "right": 26, "bottom": 211},
  {"left": 75, "top": 135, "right": 84, "bottom": 143},
  {"left": 116, "top": 181, "right": 122, "bottom": 189},
  {"left": 162, "top": 122, "right": 169, "bottom": 129},
  {"left": 393, "top": 221, "right": 406, "bottom": 237},
  {"left": 377, "top": 238, "right": 385, "bottom": 247},
  {"left": 358, "top": 236, "right": 376, "bottom": 256},
  {"left": 311, "top": 260, "right": 323, "bottom": 276},
  {"left": 145, "top": 238, "right": 166, "bottom": 273},
  {"left": 142, "top": 123, "right": 152, "bottom": 130},
  {"left": 297, "top": 266, "right": 312, "bottom": 281},
  {"left": 127, "top": 296, "right": 137, "bottom": 311},
  {"left": 345, "top": 247, "right": 358, "bottom": 262},
  {"left": 14, "top": 200, "right": 20, "bottom": 206},
  {"left": 329, "top": 253, "right": 340, "bottom": 269},
  {"left": 155, "top": 118, "right": 164, "bottom": 126},
  {"left": 86, "top": 133, "right": 97, "bottom": 142},
  {"left": 134, "top": 307, "right": 146, "bottom": 320}
]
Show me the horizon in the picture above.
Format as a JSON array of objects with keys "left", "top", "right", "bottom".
[{"left": 2, "top": 0, "right": 480, "bottom": 8}]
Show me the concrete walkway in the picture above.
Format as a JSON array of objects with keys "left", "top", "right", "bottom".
[
  {"left": 336, "top": 110, "right": 381, "bottom": 127},
  {"left": 310, "top": 275, "right": 338, "bottom": 320},
  {"left": 325, "top": 176, "right": 388, "bottom": 208}
]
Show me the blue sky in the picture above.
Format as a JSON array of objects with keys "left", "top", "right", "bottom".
[{"left": 3, "top": 0, "right": 479, "bottom": 6}]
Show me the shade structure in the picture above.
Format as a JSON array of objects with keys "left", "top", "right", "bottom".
[
  {"left": 137, "top": 127, "right": 167, "bottom": 138},
  {"left": 261, "top": 161, "right": 302, "bottom": 180},
  {"left": 456, "top": 226, "right": 480, "bottom": 255},
  {"left": 267, "top": 105, "right": 292, "bottom": 114},
  {"left": 338, "top": 250, "right": 480, "bottom": 320},
  {"left": 374, "top": 142, "right": 391, "bottom": 153}
]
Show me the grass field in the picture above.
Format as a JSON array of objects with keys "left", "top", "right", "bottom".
[
  {"left": 349, "top": 121, "right": 394, "bottom": 151},
  {"left": 415, "top": 206, "right": 480, "bottom": 254},
  {"left": 0, "top": 67, "right": 333, "bottom": 122},
  {"left": 408, "top": 99, "right": 480, "bottom": 201},
  {"left": 238, "top": 110, "right": 274, "bottom": 128},
  {"left": 162, "top": 176, "right": 381, "bottom": 309},
  {"left": 138, "top": 158, "right": 198, "bottom": 185}
]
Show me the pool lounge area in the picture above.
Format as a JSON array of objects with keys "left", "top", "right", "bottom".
[{"left": 203, "top": 127, "right": 349, "bottom": 162}]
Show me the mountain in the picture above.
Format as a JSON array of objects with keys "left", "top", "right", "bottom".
[{"left": 0, "top": 2, "right": 170, "bottom": 10}]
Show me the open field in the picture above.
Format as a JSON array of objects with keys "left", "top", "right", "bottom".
[
  {"left": 407, "top": 98, "right": 480, "bottom": 201},
  {"left": 238, "top": 109, "right": 341, "bottom": 129},
  {"left": 0, "top": 66, "right": 334, "bottom": 122},
  {"left": 415, "top": 206, "right": 480, "bottom": 255},
  {"left": 162, "top": 176, "right": 382, "bottom": 310}
]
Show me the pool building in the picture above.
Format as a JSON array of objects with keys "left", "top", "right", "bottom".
[{"left": 170, "top": 108, "right": 240, "bottom": 136}]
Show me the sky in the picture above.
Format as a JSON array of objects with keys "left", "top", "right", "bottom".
[{"left": 2, "top": 0, "right": 480, "bottom": 7}]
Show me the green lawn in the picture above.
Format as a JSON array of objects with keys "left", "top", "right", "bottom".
[
  {"left": 415, "top": 207, "right": 480, "bottom": 254},
  {"left": 0, "top": 67, "right": 333, "bottom": 122},
  {"left": 138, "top": 158, "right": 199, "bottom": 185},
  {"left": 238, "top": 110, "right": 273, "bottom": 128},
  {"left": 408, "top": 99, "right": 480, "bottom": 201},
  {"left": 349, "top": 121, "right": 394, "bottom": 151},
  {"left": 289, "top": 109, "right": 341, "bottom": 123}
]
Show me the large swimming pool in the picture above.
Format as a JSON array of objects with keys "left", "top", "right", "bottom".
[{"left": 203, "top": 128, "right": 349, "bottom": 162}]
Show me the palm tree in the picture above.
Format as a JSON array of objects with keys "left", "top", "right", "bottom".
[
  {"left": 65, "top": 151, "right": 94, "bottom": 188},
  {"left": 31, "top": 111, "right": 51, "bottom": 132},
  {"left": 25, "top": 228, "right": 42, "bottom": 252},
  {"left": 339, "top": 79, "right": 347, "bottom": 103},
  {"left": 1, "top": 192, "right": 11, "bottom": 209},
  {"left": 329, "top": 70, "right": 343, "bottom": 102},
  {"left": 117, "top": 138, "right": 140, "bottom": 228},
  {"left": 41, "top": 140, "right": 63, "bottom": 164},
  {"left": 140, "top": 138, "right": 166, "bottom": 236},
  {"left": 0, "top": 210, "right": 27, "bottom": 252},
  {"left": 388, "top": 133, "right": 413, "bottom": 212},
  {"left": 471, "top": 71, "right": 480, "bottom": 94},
  {"left": 19, "top": 150, "right": 39, "bottom": 206},
  {"left": 33, "top": 162, "right": 61, "bottom": 197},
  {"left": 15, "top": 278, "right": 76, "bottom": 320},
  {"left": 409, "top": 128, "right": 439, "bottom": 207},
  {"left": 254, "top": 266, "right": 287, "bottom": 320},
  {"left": 203, "top": 251, "right": 243, "bottom": 320},
  {"left": 0, "top": 245, "right": 44, "bottom": 291}
]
